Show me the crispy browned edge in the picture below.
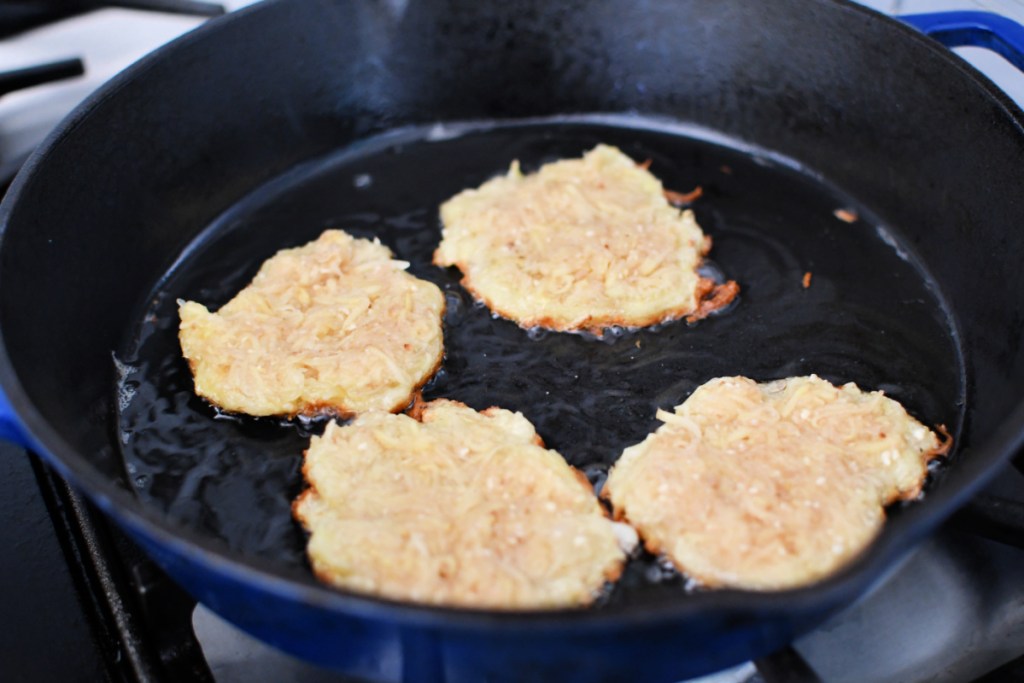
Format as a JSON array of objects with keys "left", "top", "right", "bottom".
[
  {"left": 432, "top": 248, "right": 739, "bottom": 336},
  {"left": 638, "top": 159, "right": 704, "bottom": 207},
  {"left": 834, "top": 208, "right": 859, "bottom": 223},
  {"left": 663, "top": 186, "right": 703, "bottom": 206},
  {"left": 885, "top": 423, "right": 954, "bottom": 502},
  {"left": 684, "top": 278, "right": 741, "bottom": 324},
  {"left": 600, "top": 418, "right": 955, "bottom": 591},
  {"left": 179, "top": 287, "right": 447, "bottom": 420}
]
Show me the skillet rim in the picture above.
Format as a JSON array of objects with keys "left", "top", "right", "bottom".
[{"left": 0, "top": 0, "right": 1023, "bottom": 632}]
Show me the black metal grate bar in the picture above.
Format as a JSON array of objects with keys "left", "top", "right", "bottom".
[
  {"left": 0, "top": 1, "right": 224, "bottom": 38},
  {"left": 30, "top": 456, "right": 214, "bottom": 683},
  {"left": 0, "top": 58, "right": 84, "bottom": 97}
]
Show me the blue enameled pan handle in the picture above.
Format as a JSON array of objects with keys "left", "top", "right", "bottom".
[
  {"left": 0, "top": 385, "right": 31, "bottom": 448},
  {"left": 900, "top": 11, "right": 1024, "bottom": 72}
]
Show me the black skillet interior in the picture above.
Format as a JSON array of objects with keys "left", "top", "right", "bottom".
[
  {"left": 116, "top": 117, "right": 964, "bottom": 608},
  {"left": 1, "top": 0, "right": 1023, "bottom": 624}
]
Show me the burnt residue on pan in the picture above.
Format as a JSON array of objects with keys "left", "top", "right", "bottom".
[{"left": 115, "top": 118, "right": 966, "bottom": 602}]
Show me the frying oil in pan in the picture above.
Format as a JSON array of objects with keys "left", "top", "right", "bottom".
[{"left": 116, "top": 118, "right": 965, "bottom": 604}]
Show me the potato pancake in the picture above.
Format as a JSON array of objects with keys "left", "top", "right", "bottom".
[
  {"left": 434, "top": 144, "right": 736, "bottom": 334},
  {"left": 604, "top": 375, "right": 950, "bottom": 590},
  {"left": 294, "top": 399, "right": 636, "bottom": 608},
  {"left": 179, "top": 230, "right": 444, "bottom": 417}
]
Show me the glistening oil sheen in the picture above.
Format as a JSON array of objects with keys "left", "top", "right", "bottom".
[{"left": 115, "top": 117, "right": 965, "bottom": 604}]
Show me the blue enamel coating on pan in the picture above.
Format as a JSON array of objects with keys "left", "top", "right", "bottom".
[
  {"left": 900, "top": 11, "right": 1024, "bottom": 70},
  {"left": 0, "top": 386, "right": 29, "bottom": 448}
]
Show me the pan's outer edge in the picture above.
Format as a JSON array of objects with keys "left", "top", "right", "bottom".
[{"left": 0, "top": 0, "right": 1021, "bottom": 635}]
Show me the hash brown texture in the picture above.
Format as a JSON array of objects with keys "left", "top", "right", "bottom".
[
  {"left": 179, "top": 230, "right": 445, "bottom": 417},
  {"left": 434, "top": 144, "right": 734, "bottom": 334},
  {"left": 604, "top": 375, "right": 949, "bottom": 590},
  {"left": 294, "top": 399, "right": 636, "bottom": 608}
]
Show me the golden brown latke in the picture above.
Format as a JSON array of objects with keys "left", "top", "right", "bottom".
[
  {"left": 434, "top": 144, "right": 736, "bottom": 334},
  {"left": 294, "top": 399, "right": 637, "bottom": 608},
  {"left": 179, "top": 230, "right": 444, "bottom": 418},
  {"left": 604, "top": 375, "right": 950, "bottom": 590}
]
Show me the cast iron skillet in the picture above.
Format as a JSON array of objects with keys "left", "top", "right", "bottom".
[{"left": 1, "top": 1, "right": 1023, "bottom": 681}]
